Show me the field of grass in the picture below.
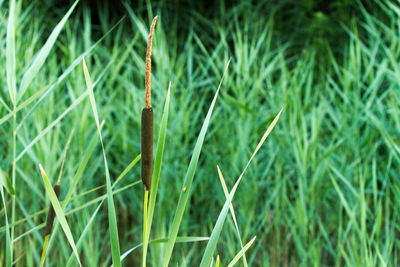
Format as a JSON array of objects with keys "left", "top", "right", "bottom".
[{"left": 1, "top": 0, "right": 400, "bottom": 266}]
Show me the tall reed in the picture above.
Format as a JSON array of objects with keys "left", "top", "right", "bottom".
[{"left": 141, "top": 16, "right": 158, "bottom": 267}]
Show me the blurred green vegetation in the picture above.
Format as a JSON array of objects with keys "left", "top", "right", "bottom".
[{"left": 1, "top": 0, "right": 400, "bottom": 266}]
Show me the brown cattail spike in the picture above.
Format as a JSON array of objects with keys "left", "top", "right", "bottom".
[
  {"left": 141, "top": 107, "right": 154, "bottom": 190},
  {"left": 44, "top": 185, "right": 61, "bottom": 236},
  {"left": 141, "top": 16, "right": 157, "bottom": 190},
  {"left": 145, "top": 16, "right": 158, "bottom": 108}
]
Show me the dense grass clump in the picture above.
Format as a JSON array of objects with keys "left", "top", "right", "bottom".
[{"left": 1, "top": 0, "right": 400, "bottom": 266}]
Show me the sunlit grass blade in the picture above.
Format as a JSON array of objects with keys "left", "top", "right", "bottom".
[
  {"left": 216, "top": 165, "right": 247, "bottom": 266},
  {"left": 162, "top": 59, "right": 231, "bottom": 267},
  {"left": 199, "top": 108, "right": 283, "bottom": 267},
  {"left": 18, "top": 0, "right": 79, "bottom": 100},
  {"left": 143, "top": 82, "right": 171, "bottom": 263},
  {"left": 38, "top": 165, "right": 82, "bottom": 266},
  {"left": 227, "top": 236, "right": 256, "bottom": 267},
  {"left": 215, "top": 255, "right": 220, "bottom": 267},
  {"left": 6, "top": 0, "right": 16, "bottom": 106},
  {"left": 83, "top": 58, "right": 121, "bottom": 267}
]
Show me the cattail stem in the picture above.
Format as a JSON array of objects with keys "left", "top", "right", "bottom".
[
  {"left": 40, "top": 235, "right": 50, "bottom": 267},
  {"left": 142, "top": 190, "right": 149, "bottom": 267}
]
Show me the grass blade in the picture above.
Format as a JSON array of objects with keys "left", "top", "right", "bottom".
[
  {"left": 199, "top": 108, "right": 283, "bottom": 267},
  {"left": 227, "top": 236, "right": 256, "bottom": 267},
  {"left": 6, "top": 0, "right": 16, "bottom": 106},
  {"left": 216, "top": 166, "right": 247, "bottom": 266},
  {"left": 39, "top": 165, "right": 82, "bottom": 266},
  {"left": 143, "top": 82, "right": 171, "bottom": 263},
  {"left": 18, "top": 0, "right": 79, "bottom": 100},
  {"left": 162, "top": 59, "right": 231, "bottom": 267},
  {"left": 83, "top": 58, "right": 121, "bottom": 267}
]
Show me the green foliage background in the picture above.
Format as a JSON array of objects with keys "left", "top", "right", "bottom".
[{"left": 1, "top": 0, "right": 400, "bottom": 265}]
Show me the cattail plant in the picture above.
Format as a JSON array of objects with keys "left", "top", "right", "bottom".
[
  {"left": 141, "top": 16, "right": 157, "bottom": 267},
  {"left": 39, "top": 130, "right": 73, "bottom": 267}
]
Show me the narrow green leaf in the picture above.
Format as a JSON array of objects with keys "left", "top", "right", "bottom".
[
  {"left": 18, "top": 0, "right": 79, "bottom": 100},
  {"left": 216, "top": 166, "right": 247, "bottom": 266},
  {"left": 199, "top": 109, "right": 282, "bottom": 267},
  {"left": 83, "top": 58, "right": 121, "bottom": 267},
  {"left": 162, "top": 59, "right": 231, "bottom": 267},
  {"left": 0, "top": 169, "right": 15, "bottom": 195},
  {"left": 227, "top": 236, "right": 256, "bottom": 267},
  {"left": 144, "top": 82, "right": 171, "bottom": 261},
  {"left": 39, "top": 165, "right": 82, "bottom": 266},
  {"left": 6, "top": 0, "right": 16, "bottom": 105}
]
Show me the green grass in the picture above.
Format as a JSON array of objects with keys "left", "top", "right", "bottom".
[{"left": 1, "top": 0, "right": 400, "bottom": 266}]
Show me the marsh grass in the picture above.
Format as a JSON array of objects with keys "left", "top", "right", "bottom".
[{"left": 1, "top": 0, "right": 400, "bottom": 266}]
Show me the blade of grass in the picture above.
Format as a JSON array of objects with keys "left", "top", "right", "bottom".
[
  {"left": 39, "top": 165, "right": 81, "bottom": 266},
  {"left": 143, "top": 82, "right": 171, "bottom": 264},
  {"left": 227, "top": 236, "right": 256, "bottom": 267},
  {"left": 162, "top": 59, "right": 231, "bottom": 267},
  {"left": 83, "top": 58, "right": 121, "bottom": 267},
  {"left": 18, "top": 0, "right": 79, "bottom": 100},
  {"left": 199, "top": 108, "right": 283, "bottom": 267},
  {"left": 6, "top": 0, "right": 16, "bottom": 106},
  {"left": 216, "top": 165, "right": 247, "bottom": 266}
]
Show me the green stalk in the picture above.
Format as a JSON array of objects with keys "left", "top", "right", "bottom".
[
  {"left": 142, "top": 190, "right": 149, "bottom": 267},
  {"left": 10, "top": 106, "right": 16, "bottom": 264}
]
